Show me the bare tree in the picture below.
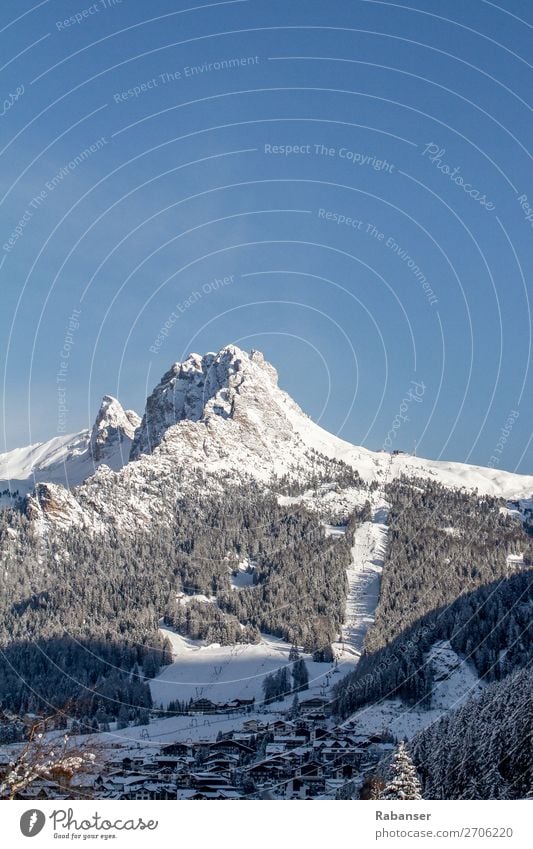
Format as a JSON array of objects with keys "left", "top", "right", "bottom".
[{"left": 0, "top": 714, "right": 96, "bottom": 800}]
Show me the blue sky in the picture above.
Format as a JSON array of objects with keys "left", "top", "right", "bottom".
[{"left": 1, "top": 0, "right": 532, "bottom": 472}]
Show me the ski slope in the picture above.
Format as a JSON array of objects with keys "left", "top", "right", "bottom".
[
  {"left": 335, "top": 502, "right": 388, "bottom": 659},
  {"left": 0, "top": 396, "right": 138, "bottom": 508}
]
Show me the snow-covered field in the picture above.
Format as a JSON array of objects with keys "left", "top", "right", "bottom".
[
  {"left": 389, "top": 453, "right": 533, "bottom": 500},
  {"left": 150, "top": 629, "right": 352, "bottom": 710}
]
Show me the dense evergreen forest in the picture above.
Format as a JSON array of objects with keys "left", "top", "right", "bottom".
[
  {"left": 334, "top": 478, "right": 532, "bottom": 716},
  {"left": 368, "top": 477, "right": 527, "bottom": 652},
  {"left": 164, "top": 497, "right": 361, "bottom": 648},
  {"left": 411, "top": 666, "right": 532, "bottom": 799}
]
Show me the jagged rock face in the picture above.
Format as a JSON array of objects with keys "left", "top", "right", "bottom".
[
  {"left": 9, "top": 347, "right": 323, "bottom": 530},
  {"left": 130, "top": 346, "right": 293, "bottom": 461},
  {"left": 90, "top": 396, "right": 140, "bottom": 462}
]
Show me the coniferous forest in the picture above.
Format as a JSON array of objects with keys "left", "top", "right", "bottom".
[{"left": 411, "top": 666, "right": 532, "bottom": 799}]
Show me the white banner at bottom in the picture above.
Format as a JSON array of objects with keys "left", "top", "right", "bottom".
[{"left": 2, "top": 799, "right": 530, "bottom": 848}]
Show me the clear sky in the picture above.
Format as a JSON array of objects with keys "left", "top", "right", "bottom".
[{"left": 1, "top": 0, "right": 532, "bottom": 473}]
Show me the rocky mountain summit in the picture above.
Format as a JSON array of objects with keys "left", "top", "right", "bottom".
[{"left": 130, "top": 347, "right": 282, "bottom": 460}]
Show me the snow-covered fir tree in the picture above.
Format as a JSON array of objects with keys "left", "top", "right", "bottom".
[{"left": 381, "top": 741, "right": 423, "bottom": 800}]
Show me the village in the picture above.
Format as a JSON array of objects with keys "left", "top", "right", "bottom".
[{"left": 0, "top": 695, "right": 395, "bottom": 801}]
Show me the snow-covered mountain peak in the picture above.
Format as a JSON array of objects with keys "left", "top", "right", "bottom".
[
  {"left": 120, "top": 344, "right": 533, "bottom": 507},
  {"left": 130, "top": 345, "right": 296, "bottom": 461},
  {"left": 90, "top": 395, "right": 140, "bottom": 462}
]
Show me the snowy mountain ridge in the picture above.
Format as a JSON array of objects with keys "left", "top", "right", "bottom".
[
  {"left": 0, "top": 395, "right": 140, "bottom": 508},
  {"left": 2, "top": 344, "right": 532, "bottom": 529}
]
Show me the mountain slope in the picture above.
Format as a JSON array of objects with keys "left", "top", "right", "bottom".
[{"left": 1, "top": 345, "right": 531, "bottom": 741}]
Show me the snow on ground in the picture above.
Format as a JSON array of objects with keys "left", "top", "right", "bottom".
[
  {"left": 324, "top": 523, "right": 347, "bottom": 538},
  {"left": 0, "top": 432, "right": 89, "bottom": 481},
  {"left": 344, "top": 641, "right": 484, "bottom": 741},
  {"left": 284, "top": 399, "right": 533, "bottom": 500},
  {"left": 0, "top": 431, "right": 91, "bottom": 504},
  {"left": 176, "top": 593, "right": 216, "bottom": 606},
  {"left": 88, "top": 710, "right": 262, "bottom": 749},
  {"left": 150, "top": 629, "right": 354, "bottom": 710},
  {"left": 0, "top": 429, "right": 133, "bottom": 507},
  {"left": 429, "top": 641, "right": 485, "bottom": 709},
  {"left": 504, "top": 498, "right": 533, "bottom": 531},
  {"left": 506, "top": 553, "right": 524, "bottom": 570},
  {"left": 229, "top": 560, "right": 256, "bottom": 589},
  {"left": 442, "top": 526, "right": 462, "bottom": 537},
  {"left": 390, "top": 453, "right": 533, "bottom": 501},
  {"left": 1, "top": 712, "right": 261, "bottom": 756},
  {"left": 278, "top": 485, "right": 368, "bottom": 523},
  {"left": 333, "top": 501, "right": 388, "bottom": 660}
]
